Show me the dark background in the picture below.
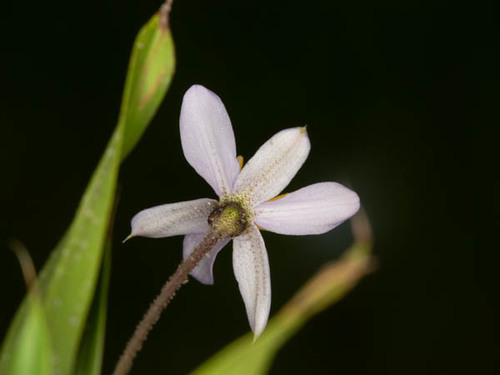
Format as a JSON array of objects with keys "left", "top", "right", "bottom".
[{"left": 1, "top": 1, "right": 498, "bottom": 374}]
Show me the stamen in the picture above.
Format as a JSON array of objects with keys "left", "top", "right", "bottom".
[
  {"left": 237, "top": 155, "right": 244, "bottom": 170},
  {"left": 267, "top": 193, "right": 288, "bottom": 202}
]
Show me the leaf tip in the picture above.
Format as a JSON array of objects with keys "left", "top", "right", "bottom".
[
  {"left": 350, "top": 207, "right": 373, "bottom": 246},
  {"left": 9, "top": 239, "right": 37, "bottom": 291},
  {"left": 159, "top": 0, "right": 174, "bottom": 31}
]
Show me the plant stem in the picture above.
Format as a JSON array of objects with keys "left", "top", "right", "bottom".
[{"left": 111, "top": 229, "right": 226, "bottom": 375}]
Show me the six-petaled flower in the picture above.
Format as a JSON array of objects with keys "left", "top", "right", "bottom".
[{"left": 128, "top": 85, "right": 360, "bottom": 337}]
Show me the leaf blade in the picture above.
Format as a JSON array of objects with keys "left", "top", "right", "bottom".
[
  {"left": 3, "top": 293, "right": 54, "bottom": 375},
  {"left": 120, "top": 14, "right": 176, "bottom": 159},
  {"left": 0, "top": 12, "right": 175, "bottom": 375},
  {"left": 73, "top": 239, "right": 112, "bottom": 375},
  {"left": 190, "top": 214, "right": 374, "bottom": 375}
]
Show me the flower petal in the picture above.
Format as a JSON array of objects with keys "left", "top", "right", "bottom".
[
  {"left": 255, "top": 182, "right": 360, "bottom": 235},
  {"left": 180, "top": 85, "right": 240, "bottom": 196},
  {"left": 233, "top": 127, "right": 310, "bottom": 205},
  {"left": 183, "top": 233, "right": 230, "bottom": 285},
  {"left": 232, "top": 224, "right": 271, "bottom": 337},
  {"left": 130, "top": 198, "right": 217, "bottom": 238}
]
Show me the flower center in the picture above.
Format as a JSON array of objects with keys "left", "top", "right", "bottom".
[{"left": 208, "top": 201, "right": 248, "bottom": 237}]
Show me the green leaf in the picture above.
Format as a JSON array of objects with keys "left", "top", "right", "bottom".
[
  {"left": 120, "top": 13, "right": 176, "bottom": 159},
  {"left": 0, "top": 12, "right": 175, "bottom": 375},
  {"left": 73, "top": 239, "right": 112, "bottom": 375},
  {"left": 190, "top": 214, "right": 374, "bottom": 375},
  {"left": 3, "top": 292, "right": 53, "bottom": 375}
]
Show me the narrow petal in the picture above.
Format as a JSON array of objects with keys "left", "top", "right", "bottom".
[
  {"left": 255, "top": 182, "right": 360, "bottom": 235},
  {"left": 233, "top": 127, "right": 310, "bottom": 205},
  {"left": 232, "top": 224, "right": 271, "bottom": 337},
  {"left": 130, "top": 198, "right": 217, "bottom": 238},
  {"left": 183, "top": 233, "right": 230, "bottom": 285},
  {"left": 180, "top": 85, "right": 240, "bottom": 196}
]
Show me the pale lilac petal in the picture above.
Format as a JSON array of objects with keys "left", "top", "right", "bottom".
[
  {"left": 180, "top": 85, "right": 240, "bottom": 196},
  {"left": 183, "top": 233, "right": 230, "bottom": 285},
  {"left": 255, "top": 182, "right": 360, "bottom": 235},
  {"left": 232, "top": 127, "right": 310, "bottom": 205},
  {"left": 232, "top": 224, "right": 271, "bottom": 337},
  {"left": 130, "top": 198, "right": 217, "bottom": 238}
]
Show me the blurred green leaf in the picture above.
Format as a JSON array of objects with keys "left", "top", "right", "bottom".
[
  {"left": 0, "top": 12, "right": 175, "bottom": 375},
  {"left": 121, "top": 13, "right": 176, "bottom": 159},
  {"left": 4, "top": 293, "right": 53, "bottom": 375},
  {"left": 73, "top": 239, "right": 112, "bottom": 375},
  {"left": 2, "top": 242, "right": 54, "bottom": 375},
  {"left": 190, "top": 214, "right": 374, "bottom": 375}
]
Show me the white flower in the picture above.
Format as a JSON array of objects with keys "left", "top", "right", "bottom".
[{"left": 129, "top": 85, "right": 360, "bottom": 337}]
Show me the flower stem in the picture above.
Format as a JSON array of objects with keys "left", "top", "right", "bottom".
[{"left": 111, "top": 229, "right": 227, "bottom": 375}]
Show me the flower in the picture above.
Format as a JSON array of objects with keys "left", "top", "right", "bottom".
[{"left": 128, "top": 85, "right": 360, "bottom": 337}]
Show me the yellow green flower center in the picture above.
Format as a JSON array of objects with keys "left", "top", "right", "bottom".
[{"left": 208, "top": 201, "right": 248, "bottom": 237}]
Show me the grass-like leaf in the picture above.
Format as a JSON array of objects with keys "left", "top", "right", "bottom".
[
  {"left": 190, "top": 213, "right": 374, "bottom": 375},
  {"left": 73, "top": 239, "right": 112, "bottom": 375},
  {"left": 5, "top": 294, "right": 53, "bottom": 375},
  {"left": 0, "top": 12, "right": 175, "bottom": 375}
]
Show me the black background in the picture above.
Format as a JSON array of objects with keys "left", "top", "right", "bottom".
[{"left": 1, "top": 1, "right": 498, "bottom": 374}]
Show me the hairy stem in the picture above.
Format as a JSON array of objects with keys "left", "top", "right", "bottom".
[{"left": 111, "top": 229, "right": 226, "bottom": 375}]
